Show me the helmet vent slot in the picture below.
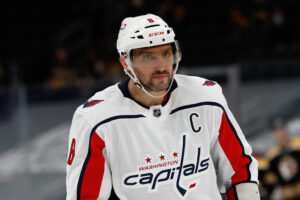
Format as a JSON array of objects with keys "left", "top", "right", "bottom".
[
  {"left": 137, "top": 35, "right": 144, "bottom": 39},
  {"left": 167, "top": 30, "right": 170, "bottom": 34},
  {"left": 130, "top": 36, "right": 135, "bottom": 39},
  {"left": 145, "top": 24, "right": 160, "bottom": 29},
  {"left": 134, "top": 30, "right": 140, "bottom": 33}
]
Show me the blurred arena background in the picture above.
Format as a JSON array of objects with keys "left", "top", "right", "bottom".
[{"left": 1, "top": 0, "right": 300, "bottom": 199}]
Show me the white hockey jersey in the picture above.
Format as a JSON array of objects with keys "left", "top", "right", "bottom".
[{"left": 66, "top": 74, "right": 258, "bottom": 200}]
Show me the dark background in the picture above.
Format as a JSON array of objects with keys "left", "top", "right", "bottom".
[
  {"left": 1, "top": 0, "right": 300, "bottom": 87},
  {"left": 1, "top": 1, "right": 300, "bottom": 199}
]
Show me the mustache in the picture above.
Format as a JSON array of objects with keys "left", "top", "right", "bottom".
[{"left": 151, "top": 71, "right": 170, "bottom": 76}]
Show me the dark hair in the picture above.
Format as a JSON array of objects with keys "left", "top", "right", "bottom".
[{"left": 271, "top": 117, "right": 286, "bottom": 131}]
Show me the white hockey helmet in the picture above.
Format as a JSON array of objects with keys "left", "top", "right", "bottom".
[
  {"left": 116, "top": 14, "right": 181, "bottom": 98},
  {"left": 117, "top": 14, "right": 177, "bottom": 53}
]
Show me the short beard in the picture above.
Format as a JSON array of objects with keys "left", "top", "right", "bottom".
[{"left": 136, "top": 70, "right": 173, "bottom": 92}]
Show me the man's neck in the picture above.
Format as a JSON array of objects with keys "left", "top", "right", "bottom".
[{"left": 128, "top": 80, "right": 165, "bottom": 107}]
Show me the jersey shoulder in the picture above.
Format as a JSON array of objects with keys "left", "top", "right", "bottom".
[
  {"left": 265, "top": 137, "right": 300, "bottom": 160},
  {"left": 74, "top": 83, "right": 128, "bottom": 126},
  {"left": 174, "top": 74, "right": 224, "bottom": 104},
  {"left": 175, "top": 74, "right": 222, "bottom": 91},
  {"left": 289, "top": 137, "right": 300, "bottom": 150}
]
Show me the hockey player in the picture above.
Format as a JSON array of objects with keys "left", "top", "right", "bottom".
[
  {"left": 66, "top": 14, "right": 260, "bottom": 200},
  {"left": 263, "top": 119, "right": 300, "bottom": 199}
]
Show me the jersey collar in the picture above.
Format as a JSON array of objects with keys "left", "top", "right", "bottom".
[{"left": 118, "top": 78, "right": 178, "bottom": 109}]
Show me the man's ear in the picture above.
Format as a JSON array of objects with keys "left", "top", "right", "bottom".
[{"left": 119, "top": 55, "right": 130, "bottom": 71}]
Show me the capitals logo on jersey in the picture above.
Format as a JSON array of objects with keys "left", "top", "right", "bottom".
[
  {"left": 203, "top": 80, "right": 216, "bottom": 86},
  {"left": 83, "top": 99, "right": 103, "bottom": 108},
  {"left": 123, "top": 134, "right": 210, "bottom": 199}
]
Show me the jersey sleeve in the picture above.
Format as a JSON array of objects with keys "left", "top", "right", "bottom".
[
  {"left": 210, "top": 86, "right": 259, "bottom": 199},
  {"left": 66, "top": 109, "right": 112, "bottom": 200}
]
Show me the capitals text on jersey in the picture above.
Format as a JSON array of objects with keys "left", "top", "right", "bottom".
[{"left": 123, "top": 134, "right": 209, "bottom": 198}]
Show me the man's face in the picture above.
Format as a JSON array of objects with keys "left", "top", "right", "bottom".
[
  {"left": 273, "top": 128, "right": 289, "bottom": 146},
  {"left": 131, "top": 44, "right": 174, "bottom": 92}
]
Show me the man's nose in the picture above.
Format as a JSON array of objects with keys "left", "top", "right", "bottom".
[{"left": 154, "top": 57, "right": 168, "bottom": 70}]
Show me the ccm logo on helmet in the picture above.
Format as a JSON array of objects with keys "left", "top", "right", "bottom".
[{"left": 149, "top": 32, "right": 164, "bottom": 37}]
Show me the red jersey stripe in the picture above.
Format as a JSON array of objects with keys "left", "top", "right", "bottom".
[
  {"left": 218, "top": 112, "right": 251, "bottom": 185},
  {"left": 161, "top": 89, "right": 168, "bottom": 104},
  {"left": 80, "top": 132, "right": 105, "bottom": 199},
  {"left": 226, "top": 187, "right": 238, "bottom": 200}
]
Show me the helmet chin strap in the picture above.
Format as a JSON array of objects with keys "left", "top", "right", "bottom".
[{"left": 124, "top": 59, "right": 179, "bottom": 99}]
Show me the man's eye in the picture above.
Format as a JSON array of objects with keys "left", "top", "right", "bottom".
[
  {"left": 144, "top": 55, "right": 153, "bottom": 60},
  {"left": 163, "top": 51, "right": 171, "bottom": 57}
]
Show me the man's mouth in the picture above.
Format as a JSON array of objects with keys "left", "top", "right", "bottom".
[{"left": 152, "top": 74, "right": 168, "bottom": 80}]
